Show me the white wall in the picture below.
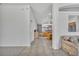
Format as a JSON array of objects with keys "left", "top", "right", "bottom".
[
  {"left": 30, "top": 10, "right": 37, "bottom": 42},
  {"left": 0, "top": 4, "right": 31, "bottom": 46},
  {"left": 51, "top": 4, "right": 79, "bottom": 49},
  {"left": 58, "top": 12, "right": 68, "bottom": 35}
]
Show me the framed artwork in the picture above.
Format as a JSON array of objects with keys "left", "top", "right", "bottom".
[{"left": 68, "top": 15, "right": 77, "bottom": 32}]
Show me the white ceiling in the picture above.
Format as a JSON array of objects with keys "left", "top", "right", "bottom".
[
  {"left": 30, "top": 3, "right": 52, "bottom": 24},
  {"left": 59, "top": 4, "right": 79, "bottom": 11}
]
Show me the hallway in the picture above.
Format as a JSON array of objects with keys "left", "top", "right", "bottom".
[
  {"left": 0, "top": 3, "right": 79, "bottom": 56},
  {"left": 0, "top": 37, "right": 68, "bottom": 56}
]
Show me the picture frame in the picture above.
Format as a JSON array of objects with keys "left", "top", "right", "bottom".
[{"left": 68, "top": 15, "right": 77, "bottom": 32}]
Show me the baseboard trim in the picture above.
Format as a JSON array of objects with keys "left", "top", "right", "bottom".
[{"left": 0, "top": 43, "right": 31, "bottom": 47}]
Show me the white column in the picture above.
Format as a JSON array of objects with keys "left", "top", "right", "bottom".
[
  {"left": 25, "top": 4, "right": 31, "bottom": 46},
  {"left": 52, "top": 4, "right": 61, "bottom": 49}
]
